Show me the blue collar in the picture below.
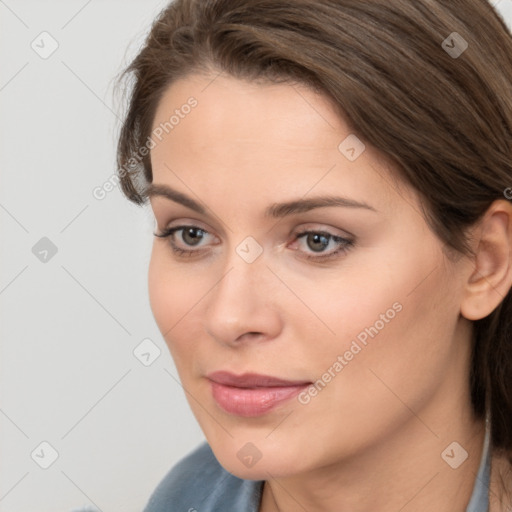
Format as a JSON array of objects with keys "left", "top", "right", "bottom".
[{"left": 465, "top": 414, "right": 491, "bottom": 512}]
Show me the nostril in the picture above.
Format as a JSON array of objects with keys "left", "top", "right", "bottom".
[{"left": 235, "top": 332, "right": 264, "bottom": 342}]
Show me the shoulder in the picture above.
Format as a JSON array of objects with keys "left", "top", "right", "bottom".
[{"left": 143, "top": 442, "right": 263, "bottom": 512}]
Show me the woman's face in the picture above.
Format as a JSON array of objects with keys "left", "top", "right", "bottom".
[{"left": 147, "top": 73, "right": 472, "bottom": 479}]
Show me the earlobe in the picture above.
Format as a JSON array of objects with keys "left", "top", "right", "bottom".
[{"left": 460, "top": 200, "right": 512, "bottom": 321}]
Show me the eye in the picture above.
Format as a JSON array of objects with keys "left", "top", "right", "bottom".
[
  {"left": 291, "top": 229, "right": 355, "bottom": 261},
  {"left": 154, "top": 224, "right": 355, "bottom": 262},
  {"left": 153, "top": 225, "right": 215, "bottom": 256}
]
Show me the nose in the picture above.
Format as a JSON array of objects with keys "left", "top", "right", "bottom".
[{"left": 203, "top": 252, "right": 283, "bottom": 347}]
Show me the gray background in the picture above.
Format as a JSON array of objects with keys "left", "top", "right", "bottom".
[{"left": 1, "top": 1, "right": 511, "bottom": 511}]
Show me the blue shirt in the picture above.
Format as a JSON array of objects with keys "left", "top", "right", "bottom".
[{"left": 143, "top": 421, "right": 491, "bottom": 512}]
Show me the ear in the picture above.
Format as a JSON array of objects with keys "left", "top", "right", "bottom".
[{"left": 460, "top": 199, "right": 512, "bottom": 321}]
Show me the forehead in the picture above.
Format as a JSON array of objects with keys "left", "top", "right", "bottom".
[
  {"left": 149, "top": 73, "right": 409, "bottom": 216},
  {"left": 153, "top": 73, "right": 344, "bottom": 149}
]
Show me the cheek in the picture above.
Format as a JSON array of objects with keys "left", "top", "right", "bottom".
[
  {"left": 277, "top": 261, "right": 461, "bottom": 465},
  {"left": 147, "top": 245, "right": 216, "bottom": 375},
  {"left": 290, "top": 275, "right": 404, "bottom": 384},
  {"left": 147, "top": 247, "right": 173, "bottom": 332},
  {"left": 147, "top": 246, "right": 198, "bottom": 347},
  {"left": 293, "top": 243, "right": 460, "bottom": 395},
  {"left": 278, "top": 255, "right": 402, "bottom": 353}
]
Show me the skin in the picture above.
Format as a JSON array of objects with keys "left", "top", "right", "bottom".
[{"left": 147, "top": 72, "right": 512, "bottom": 512}]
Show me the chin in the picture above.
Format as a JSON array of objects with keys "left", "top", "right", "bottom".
[
  {"left": 216, "top": 452, "right": 292, "bottom": 480},
  {"left": 207, "top": 435, "right": 310, "bottom": 480}
]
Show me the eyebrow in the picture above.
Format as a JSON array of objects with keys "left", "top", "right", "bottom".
[{"left": 145, "top": 183, "right": 377, "bottom": 218}]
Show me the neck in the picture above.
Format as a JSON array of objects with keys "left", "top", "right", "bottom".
[{"left": 260, "top": 407, "right": 486, "bottom": 512}]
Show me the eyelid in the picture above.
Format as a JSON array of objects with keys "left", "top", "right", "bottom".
[
  {"left": 152, "top": 208, "right": 230, "bottom": 241},
  {"left": 154, "top": 216, "right": 213, "bottom": 232},
  {"left": 292, "top": 222, "right": 355, "bottom": 239}
]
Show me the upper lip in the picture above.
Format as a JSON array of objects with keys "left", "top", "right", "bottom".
[{"left": 206, "top": 371, "right": 311, "bottom": 388}]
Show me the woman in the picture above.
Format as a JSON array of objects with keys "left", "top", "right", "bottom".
[{"left": 115, "top": 1, "right": 512, "bottom": 510}]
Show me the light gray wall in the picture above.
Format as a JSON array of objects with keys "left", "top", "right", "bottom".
[
  {"left": 1, "top": 1, "right": 511, "bottom": 511},
  {"left": 0, "top": 2, "right": 205, "bottom": 511}
]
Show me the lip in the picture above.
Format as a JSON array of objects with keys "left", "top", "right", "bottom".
[{"left": 207, "top": 371, "right": 311, "bottom": 417}]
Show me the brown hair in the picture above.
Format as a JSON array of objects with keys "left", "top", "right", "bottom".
[{"left": 116, "top": 0, "right": 512, "bottom": 476}]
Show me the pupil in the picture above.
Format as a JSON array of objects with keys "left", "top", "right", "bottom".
[
  {"left": 308, "top": 233, "right": 329, "bottom": 252},
  {"left": 183, "top": 228, "right": 203, "bottom": 246}
]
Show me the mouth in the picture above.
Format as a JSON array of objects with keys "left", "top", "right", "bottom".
[{"left": 206, "top": 371, "right": 312, "bottom": 417}]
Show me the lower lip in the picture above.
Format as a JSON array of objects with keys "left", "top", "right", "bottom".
[{"left": 210, "top": 381, "right": 309, "bottom": 417}]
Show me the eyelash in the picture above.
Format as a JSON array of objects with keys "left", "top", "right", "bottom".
[{"left": 153, "top": 225, "right": 355, "bottom": 262}]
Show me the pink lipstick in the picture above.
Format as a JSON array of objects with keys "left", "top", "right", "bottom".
[{"left": 207, "top": 371, "right": 311, "bottom": 417}]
